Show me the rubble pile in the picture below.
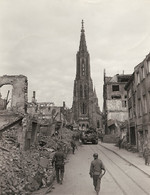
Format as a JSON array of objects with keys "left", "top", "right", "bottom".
[
  {"left": 0, "top": 127, "right": 75, "bottom": 195},
  {"left": 39, "top": 127, "right": 75, "bottom": 152},
  {"left": 0, "top": 129, "right": 28, "bottom": 195}
]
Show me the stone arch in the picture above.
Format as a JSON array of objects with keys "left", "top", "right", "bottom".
[
  {"left": 82, "top": 124, "right": 85, "bottom": 128},
  {"left": 0, "top": 85, "right": 13, "bottom": 109},
  {"left": 0, "top": 75, "right": 28, "bottom": 113}
]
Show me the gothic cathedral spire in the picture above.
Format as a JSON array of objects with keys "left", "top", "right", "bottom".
[
  {"left": 76, "top": 20, "right": 91, "bottom": 80},
  {"left": 72, "top": 21, "right": 101, "bottom": 130}
]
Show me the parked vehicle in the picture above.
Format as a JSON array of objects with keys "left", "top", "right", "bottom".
[{"left": 80, "top": 130, "right": 98, "bottom": 144}]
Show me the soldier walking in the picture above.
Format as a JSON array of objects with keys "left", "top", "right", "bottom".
[
  {"left": 89, "top": 153, "right": 106, "bottom": 195},
  {"left": 143, "top": 145, "right": 150, "bottom": 165},
  {"left": 52, "top": 146, "right": 65, "bottom": 184},
  {"left": 70, "top": 138, "right": 77, "bottom": 154}
]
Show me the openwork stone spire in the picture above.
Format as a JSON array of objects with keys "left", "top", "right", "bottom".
[{"left": 79, "top": 20, "right": 87, "bottom": 52}]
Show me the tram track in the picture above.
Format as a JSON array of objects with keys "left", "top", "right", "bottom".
[{"left": 88, "top": 144, "right": 150, "bottom": 195}]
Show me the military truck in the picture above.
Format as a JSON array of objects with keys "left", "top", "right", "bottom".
[{"left": 80, "top": 130, "right": 98, "bottom": 144}]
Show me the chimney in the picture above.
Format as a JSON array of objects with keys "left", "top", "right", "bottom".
[
  {"left": 33, "top": 91, "right": 36, "bottom": 99},
  {"left": 63, "top": 101, "right": 65, "bottom": 108},
  {"left": 32, "top": 91, "right": 36, "bottom": 103}
]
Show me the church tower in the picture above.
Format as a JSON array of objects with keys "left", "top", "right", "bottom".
[{"left": 72, "top": 20, "right": 101, "bottom": 130}]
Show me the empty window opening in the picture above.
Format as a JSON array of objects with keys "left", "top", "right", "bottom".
[
  {"left": 111, "top": 95, "right": 121, "bottom": 99},
  {"left": 143, "top": 95, "right": 147, "bottom": 114},
  {"left": 141, "top": 66, "right": 145, "bottom": 79},
  {"left": 147, "top": 60, "right": 150, "bottom": 73},
  {"left": 137, "top": 72, "right": 140, "bottom": 84},
  {"left": 0, "top": 85, "right": 12, "bottom": 110},
  {"left": 112, "top": 85, "right": 119, "bottom": 91},
  {"left": 122, "top": 100, "right": 127, "bottom": 107}
]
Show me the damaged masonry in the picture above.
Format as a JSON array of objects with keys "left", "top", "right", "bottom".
[{"left": 0, "top": 75, "right": 75, "bottom": 195}]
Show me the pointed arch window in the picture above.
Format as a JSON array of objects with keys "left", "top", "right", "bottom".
[
  {"left": 83, "top": 102, "right": 85, "bottom": 114},
  {"left": 97, "top": 120, "right": 100, "bottom": 128},
  {"left": 80, "top": 103, "right": 83, "bottom": 114},
  {"left": 82, "top": 59, "right": 85, "bottom": 76},
  {"left": 84, "top": 84, "right": 87, "bottom": 97},
  {"left": 82, "top": 102, "right": 86, "bottom": 114},
  {"left": 80, "top": 85, "right": 83, "bottom": 97}
]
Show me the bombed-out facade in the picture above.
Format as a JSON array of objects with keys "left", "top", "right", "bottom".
[
  {"left": 125, "top": 53, "right": 150, "bottom": 153},
  {"left": 103, "top": 72, "right": 131, "bottom": 136},
  {"left": 0, "top": 75, "right": 39, "bottom": 150}
]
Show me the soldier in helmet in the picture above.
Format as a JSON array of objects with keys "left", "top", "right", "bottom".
[
  {"left": 89, "top": 153, "right": 106, "bottom": 195},
  {"left": 52, "top": 146, "right": 65, "bottom": 184},
  {"left": 70, "top": 137, "right": 78, "bottom": 154},
  {"left": 143, "top": 145, "right": 150, "bottom": 165}
]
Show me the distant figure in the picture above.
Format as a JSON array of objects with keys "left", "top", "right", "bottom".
[
  {"left": 52, "top": 146, "right": 65, "bottom": 184},
  {"left": 118, "top": 138, "right": 122, "bottom": 149},
  {"left": 70, "top": 138, "right": 77, "bottom": 154},
  {"left": 99, "top": 131, "right": 103, "bottom": 142},
  {"left": 89, "top": 153, "right": 106, "bottom": 195},
  {"left": 143, "top": 146, "right": 150, "bottom": 165}
]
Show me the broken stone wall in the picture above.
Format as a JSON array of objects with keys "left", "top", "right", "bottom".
[
  {"left": 0, "top": 75, "right": 28, "bottom": 114},
  {"left": 22, "top": 115, "right": 39, "bottom": 150},
  {"left": 0, "top": 96, "right": 7, "bottom": 110},
  {"left": 107, "top": 100, "right": 128, "bottom": 122}
]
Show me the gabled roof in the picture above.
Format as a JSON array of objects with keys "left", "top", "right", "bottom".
[{"left": 105, "top": 74, "right": 131, "bottom": 84}]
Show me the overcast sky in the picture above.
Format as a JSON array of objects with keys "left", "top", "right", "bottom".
[{"left": 0, "top": 0, "right": 150, "bottom": 109}]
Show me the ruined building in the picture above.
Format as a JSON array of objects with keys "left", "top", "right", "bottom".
[
  {"left": 103, "top": 71, "right": 131, "bottom": 138},
  {"left": 0, "top": 93, "right": 7, "bottom": 110},
  {"left": 0, "top": 75, "right": 28, "bottom": 113},
  {"left": 72, "top": 21, "right": 102, "bottom": 130},
  {"left": 0, "top": 75, "right": 38, "bottom": 150},
  {"left": 28, "top": 91, "right": 68, "bottom": 136},
  {"left": 125, "top": 52, "right": 150, "bottom": 153}
]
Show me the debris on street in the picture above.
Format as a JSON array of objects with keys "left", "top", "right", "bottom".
[{"left": 0, "top": 127, "right": 75, "bottom": 195}]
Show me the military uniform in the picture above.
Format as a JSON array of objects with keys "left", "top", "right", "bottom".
[
  {"left": 143, "top": 147, "right": 150, "bottom": 165},
  {"left": 70, "top": 139, "right": 77, "bottom": 154},
  {"left": 89, "top": 154, "right": 106, "bottom": 194},
  {"left": 52, "top": 150, "right": 65, "bottom": 184}
]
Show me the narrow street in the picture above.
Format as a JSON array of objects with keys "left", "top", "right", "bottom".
[{"left": 48, "top": 142, "right": 150, "bottom": 195}]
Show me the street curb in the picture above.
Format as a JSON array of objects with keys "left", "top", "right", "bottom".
[{"left": 99, "top": 143, "right": 150, "bottom": 178}]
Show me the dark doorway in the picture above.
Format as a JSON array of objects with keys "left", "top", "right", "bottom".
[{"left": 130, "top": 127, "right": 136, "bottom": 145}]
